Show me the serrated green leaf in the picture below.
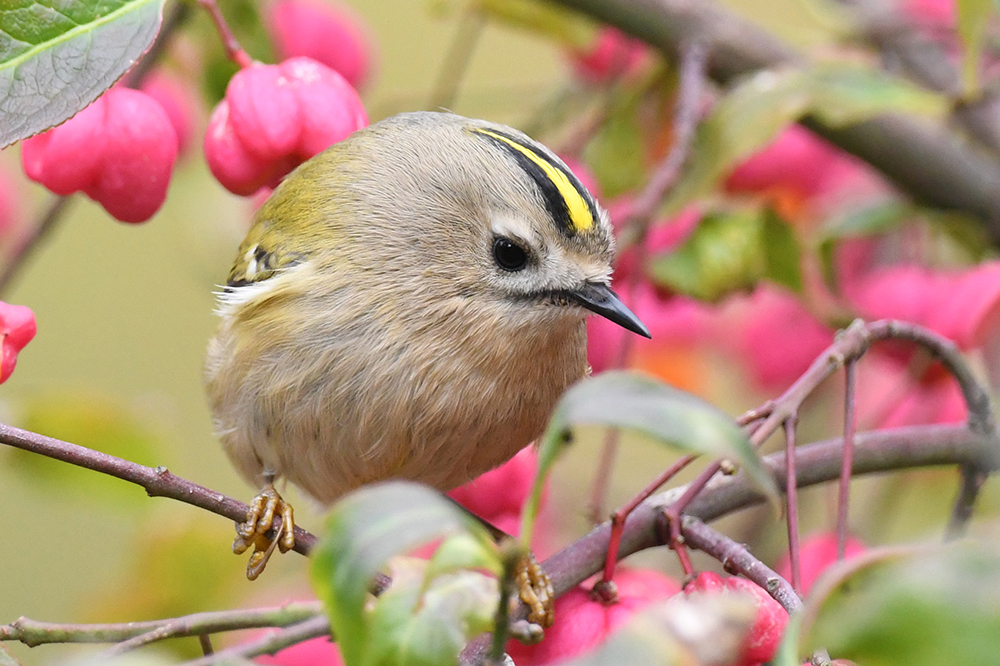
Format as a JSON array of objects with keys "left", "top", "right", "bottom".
[
  {"left": 0, "top": 0, "right": 165, "bottom": 146},
  {"left": 647, "top": 207, "right": 800, "bottom": 302},
  {"left": 957, "top": 0, "right": 993, "bottom": 96},
  {"left": 310, "top": 482, "right": 496, "bottom": 666},
  {"left": 802, "top": 542, "right": 1000, "bottom": 666},
  {"left": 521, "top": 371, "right": 779, "bottom": 542}
]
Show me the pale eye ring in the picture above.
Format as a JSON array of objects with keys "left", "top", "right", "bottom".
[{"left": 492, "top": 237, "right": 528, "bottom": 272}]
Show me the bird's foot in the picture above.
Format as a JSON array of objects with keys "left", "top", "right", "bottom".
[
  {"left": 233, "top": 483, "right": 295, "bottom": 580},
  {"left": 515, "top": 551, "right": 554, "bottom": 627}
]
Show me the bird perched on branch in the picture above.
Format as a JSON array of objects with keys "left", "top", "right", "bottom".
[{"left": 204, "top": 111, "right": 649, "bottom": 624}]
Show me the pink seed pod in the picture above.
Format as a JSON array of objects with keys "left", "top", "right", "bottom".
[
  {"left": 0, "top": 302, "right": 36, "bottom": 383},
  {"left": 204, "top": 57, "right": 368, "bottom": 196},
  {"left": 22, "top": 88, "right": 178, "bottom": 223},
  {"left": 266, "top": 0, "right": 374, "bottom": 90}
]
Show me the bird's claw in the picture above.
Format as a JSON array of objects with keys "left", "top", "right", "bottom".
[
  {"left": 233, "top": 484, "right": 295, "bottom": 580},
  {"left": 515, "top": 551, "right": 554, "bottom": 627}
]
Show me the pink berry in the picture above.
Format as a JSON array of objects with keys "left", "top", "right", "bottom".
[
  {"left": 447, "top": 446, "right": 540, "bottom": 523},
  {"left": 267, "top": 0, "right": 374, "bottom": 90},
  {"left": 721, "top": 285, "right": 835, "bottom": 391},
  {"left": 506, "top": 568, "right": 680, "bottom": 665},
  {"left": 22, "top": 99, "right": 106, "bottom": 196},
  {"left": 776, "top": 532, "right": 867, "bottom": 596},
  {"left": 204, "top": 57, "right": 367, "bottom": 196},
  {"left": 0, "top": 302, "right": 36, "bottom": 383},
  {"left": 141, "top": 70, "right": 200, "bottom": 156},
  {"left": 256, "top": 635, "right": 344, "bottom": 666},
  {"left": 85, "top": 89, "right": 180, "bottom": 223},
  {"left": 567, "top": 27, "right": 648, "bottom": 84},
  {"left": 684, "top": 572, "right": 789, "bottom": 666},
  {"left": 21, "top": 88, "right": 178, "bottom": 223}
]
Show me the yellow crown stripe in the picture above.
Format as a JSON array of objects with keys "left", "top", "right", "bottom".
[{"left": 475, "top": 129, "right": 595, "bottom": 233}]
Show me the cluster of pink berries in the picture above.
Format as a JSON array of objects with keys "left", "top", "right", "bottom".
[
  {"left": 19, "top": 0, "right": 372, "bottom": 220},
  {"left": 204, "top": 57, "right": 367, "bottom": 196},
  {"left": 4, "top": 0, "right": 374, "bottom": 385}
]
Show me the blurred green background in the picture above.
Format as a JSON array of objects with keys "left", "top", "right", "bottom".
[{"left": 0, "top": 0, "right": 972, "bottom": 663}]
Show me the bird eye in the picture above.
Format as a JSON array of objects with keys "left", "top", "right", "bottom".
[{"left": 493, "top": 237, "right": 528, "bottom": 272}]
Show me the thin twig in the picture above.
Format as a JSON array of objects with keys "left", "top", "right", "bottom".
[
  {"left": 197, "top": 0, "right": 252, "bottom": 68},
  {"left": 428, "top": 8, "right": 486, "bottom": 111},
  {"left": 0, "top": 196, "right": 72, "bottom": 297},
  {"left": 180, "top": 616, "right": 330, "bottom": 666},
  {"left": 621, "top": 39, "right": 707, "bottom": 237},
  {"left": 679, "top": 515, "right": 802, "bottom": 613},
  {"left": 946, "top": 464, "right": 989, "bottom": 540},
  {"left": 1, "top": 602, "right": 322, "bottom": 648},
  {"left": 602, "top": 454, "right": 696, "bottom": 583},
  {"left": 837, "top": 360, "right": 858, "bottom": 559},
  {"left": 198, "top": 635, "right": 214, "bottom": 656},
  {"left": 488, "top": 544, "right": 521, "bottom": 665},
  {"left": 586, "top": 36, "right": 708, "bottom": 538},
  {"left": 784, "top": 415, "right": 802, "bottom": 593},
  {"left": 123, "top": 1, "right": 192, "bottom": 89}
]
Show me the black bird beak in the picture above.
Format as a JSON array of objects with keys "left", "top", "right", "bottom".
[{"left": 568, "top": 282, "right": 651, "bottom": 339}]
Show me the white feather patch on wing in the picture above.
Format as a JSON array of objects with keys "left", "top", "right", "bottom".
[{"left": 212, "top": 262, "right": 312, "bottom": 318}]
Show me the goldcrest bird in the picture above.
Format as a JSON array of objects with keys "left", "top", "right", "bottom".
[{"left": 204, "top": 111, "right": 649, "bottom": 620}]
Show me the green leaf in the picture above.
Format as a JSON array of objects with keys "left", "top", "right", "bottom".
[
  {"left": 816, "top": 199, "right": 910, "bottom": 291},
  {"left": 806, "top": 62, "right": 947, "bottom": 127},
  {"left": 0, "top": 0, "right": 166, "bottom": 147},
  {"left": 956, "top": 0, "right": 993, "bottom": 96},
  {"left": 584, "top": 96, "right": 648, "bottom": 198},
  {"left": 368, "top": 561, "right": 498, "bottom": 666},
  {"left": 559, "top": 591, "right": 756, "bottom": 666},
  {"left": 470, "top": 0, "right": 595, "bottom": 49},
  {"left": 664, "top": 64, "right": 945, "bottom": 214},
  {"left": 425, "top": 532, "right": 503, "bottom": 582},
  {"left": 802, "top": 542, "right": 1000, "bottom": 666},
  {"left": 310, "top": 481, "right": 497, "bottom": 666},
  {"left": 647, "top": 206, "right": 801, "bottom": 302},
  {"left": 521, "top": 371, "right": 780, "bottom": 542},
  {"left": 762, "top": 209, "right": 803, "bottom": 292},
  {"left": 3, "top": 392, "right": 163, "bottom": 504}
]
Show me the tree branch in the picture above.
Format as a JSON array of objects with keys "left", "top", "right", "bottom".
[
  {"left": 545, "top": 0, "right": 1000, "bottom": 243},
  {"left": 0, "top": 422, "right": 316, "bottom": 556},
  {"left": 0, "top": 603, "right": 322, "bottom": 649},
  {"left": 677, "top": 515, "right": 802, "bottom": 614},
  {"left": 180, "top": 616, "right": 331, "bottom": 666}
]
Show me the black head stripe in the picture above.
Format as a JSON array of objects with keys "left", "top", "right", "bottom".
[{"left": 473, "top": 128, "right": 599, "bottom": 237}]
